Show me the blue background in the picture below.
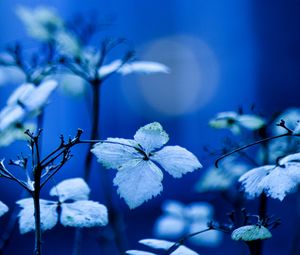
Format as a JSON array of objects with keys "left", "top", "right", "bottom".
[{"left": 0, "top": 0, "right": 299, "bottom": 254}]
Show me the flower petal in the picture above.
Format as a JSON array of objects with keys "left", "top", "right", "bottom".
[
  {"left": 126, "top": 251, "right": 157, "bottom": 255},
  {"left": 91, "top": 138, "right": 140, "bottom": 169},
  {"left": 139, "top": 239, "right": 173, "bottom": 250},
  {"left": 237, "top": 115, "right": 265, "bottom": 130},
  {"left": 7, "top": 83, "right": 35, "bottom": 106},
  {"left": 113, "top": 159, "right": 163, "bottom": 209},
  {"left": 17, "top": 198, "right": 58, "bottom": 234},
  {"left": 98, "top": 60, "right": 122, "bottom": 78},
  {"left": 60, "top": 200, "right": 108, "bottom": 228},
  {"left": 134, "top": 122, "right": 169, "bottom": 153},
  {"left": 239, "top": 165, "right": 274, "bottom": 199},
  {"left": 0, "top": 201, "right": 8, "bottom": 217},
  {"left": 118, "top": 61, "right": 170, "bottom": 75},
  {"left": 0, "top": 105, "right": 25, "bottom": 131},
  {"left": 152, "top": 146, "right": 202, "bottom": 178},
  {"left": 231, "top": 225, "right": 272, "bottom": 241},
  {"left": 49, "top": 178, "right": 90, "bottom": 202},
  {"left": 154, "top": 215, "right": 186, "bottom": 239}
]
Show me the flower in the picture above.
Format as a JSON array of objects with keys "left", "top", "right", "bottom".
[
  {"left": 231, "top": 225, "right": 272, "bottom": 242},
  {"left": 209, "top": 111, "right": 265, "bottom": 134},
  {"left": 154, "top": 200, "right": 221, "bottom": 247},
  {"left": 126, "top": 239, "right": 199, "bottom": 255},
  {"left": 196, "top": 158, "right": 249, "bottom": 193},
  {"left": 0, "top": 80, "right": 57, "bottom": 145},
  {"left": 0, "top": 201, "right": 8, "bottom": 217},
  {"left": 239, "top": 152, "right": 300, "bottom": 201},
  {"left": 16, "top": 6, "right": 64, "bottom": 41},
  {"left": 16, "top": 178, "right": 108, "bottom": 234},
  {"left": 91, "top": 122, "right": 202, "bottom": 209}
]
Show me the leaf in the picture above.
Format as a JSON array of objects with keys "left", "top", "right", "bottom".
[
  {"left": 139, "top": 239, "right": 174, "bottom": 250},
  {"left": 17, "top": 198, "right": 58, "bottom": 234},
  {"left": 238, "top": 115, "right": 265, "bottom": 130},
  {"left": 49, "top": 178, "right": 90, "bottom": 202},
  {"left": 98, "top": 60, "right": 122, "bottom": 78},
  {"left": 24, "top": 80, "right": 58, "bottom": 110},
  {"left": 278, "top": 153, "right": 300, "bottom": 165},
  {"left": 134, "top": 122, "right": 169, "bottom": 153},
  {"left": 239, "top": 165, "right": 274, "bottom": 199},
  {"left": 231, "top": 225, "right": 272, "bottom": 241},
  {"left": 60, "top": 200, "right": 108, "bottom": 228},
  {"left": 126, "top": 251, "right": 157, "bottom": 255},
  {"left": 7, "top": 83, "right": 35, "bottom": 105},
  {"left": 0, "top": 105, "right": 25, "bottom": 131},
  {"left": 113, "top": 159, "right": 163, "bottom": 209},
  {"left": 91, "top": 138, "right": 140, "bottom": 169},
  {"left": 0, "top": 201, "right": 8, "bottom": 217},
  {"left": 152, "top": 146, "right": 202, "bottom": 178},
  {"left": 171, "top": 245, "right": 199, "bottom": 255},
  {"left": 118, "top": 61, "right": 170, "bottom": 75}
]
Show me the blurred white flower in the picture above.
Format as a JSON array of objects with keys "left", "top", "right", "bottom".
[
  {"left": 0, "top": 67, "right": 25, "bottom": 86},
  {"left": 209, "top": 111, "right": 265, "bottom": 134},
  {"left": 57, "top": 74, "right": 87, "bottom": 97},
  {"left": 0, "top": 80, "right": 57, "bottom": 132},
  {"left": 231, "top": 225, "right": 272, "bottom": 242},
  {"left": 126, "top": 239, "right": 199, "bottom": 255},
  {"left": 0, "top": 201, "right": 8, "bottom": 217},
  {"left": 154, "top": 200, "right": 221, "bottom": 247},
  {"left": 272, "top": 108, "right": 300, "bottom": 135},
  {"left": 239, "top": 153, "right": 300, "bottom": 201},
  {"left": 16, "top": 6, "right": 64, "bottom": 41},
  {"left": 91, "top": 122, "right": 202, "bottom": 209},
  {"left": 17, "top": 178, "right": 108, "bottom": 234},
  {"left": 196, "top": 158, "right": 249, "bottom": 193}
]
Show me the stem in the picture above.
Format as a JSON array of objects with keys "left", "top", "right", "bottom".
[
  {"left": 246, "top": 242, "right": 259, "bottom": 255},
  {"left": 290, "top": 187, "right": 300, "bottom": 255},
  {"left": 33, "top": 190, "right": 42, "bottom": 255}
]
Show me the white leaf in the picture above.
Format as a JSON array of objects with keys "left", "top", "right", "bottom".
[
  {"left": 7, "top": 83, "right": 35, "bottom": 105},
  {"left": 0, "top": 122, "right": 36, "bottom": 147},
  {"left": 98, "top": 60, "right": 122, "bottom": 78},
  {"left": 238, "top": 115, "right": 265, "bottom": 130},
  {"left": 0, "top": 201, "right": 8, "bottom": 217},
  {"left": 279, "top": 153, "right": 300, "bottom": 165},
  {"left": 152, "top": 146, "right": 202, "bottom": 178},
  {"left": 258, "top": 163, "right": 300, "bottom": 201},
  {"left": 60, "top": 200, "right": 108, "bottom": 228},
  {"left": 49, "top": 178, "right": 90, "bottom": 202},
  {"left": 17, "top": 198, "right": 58, "bottom": 234},
  {"left": 239, "top": 165, "right": 274, "bottom": 199},
  {"left": 118, "top": 61, "right": 170, "bottom": 75},
  {"left": 134, "top": 122, "right": 169, "bottom": 153},
  {"left": 91, "top": 138, "right": 140, "bottom": 169},
  {"left": 126, "top": 251, "right": 157, "bottom": 255},
  {"left": 171, "top": 245, "right": 199, "bottom": 255},
  {"left": 161, "top": 200, "right": 185, "bottom": 217},
  {"left": 0, "top": 105, "right": 25, "bottom": 131},
  {"left": 154, "top": 215, "right": 186, "bottom": 239},
  {"left": 24, "top": 80, "right": 57, "bottom": 110},
  {"left": 231, "top": 225, "right": 272, "bottom": 241},
  {"left": 113, "top": 160, "right": 163, "bottom": 209},
  {"left": 139, "top": 239, "right": 173, "bottom": 250}
]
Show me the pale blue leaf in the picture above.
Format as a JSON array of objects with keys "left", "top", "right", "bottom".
[
  {"left": 91, "top": 138, "right": 140, "bottom": 169},
  {"left": 49, "top": 178, "right": 90, "bottom": 202},
  {"left": 17, "top": 198, "right": 58, "bottom": 234},
  {"left": 113, "top": 159, "right": 163, "bottom": 209},
  {"left": 231, "top": 225, "right": 272, "bottom": 241},
  {"left": 118, "top": 61, "right": 170, "bottom": 75},
  {"left": 134, "top": 122, "right": 169, "bottom": 153},
  {"left": 152, "top": 146, "right": 202, "bottom": 178},
  {"left": 61, "top": 200, "right": 108, "bottom": 228}
]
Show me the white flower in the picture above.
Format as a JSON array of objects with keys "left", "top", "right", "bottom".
[
  {"left": 154, "top": 200, "right": 221, "bottom": 247},
  {"left": 209, "top": 111, "right": 265, "bottom": 134},
  {"left": 231, "top": 225, "right": 272, "bottom": 241},
  {"left": 196, "top": 158, "right": 249, "bottom": 193},
  {"left": 16, "top": 178, "right": 108, "bottom": 234},
  {"left": 239, "top": 153, "right": 300, "bottom": 201},
  {"left": 126, "top": 239, "right": 199, "bottom": 255},
  {"left": 0, "top": 80, "right": 57, "bottom": 132},
  {"left": 16, "top": 6, "right": 64, "bottom": 41},
  {"left": 272, "top": 108, "right": 300, "bottom": 135},
  {"left": 98, "top": 60, "right": 170, "bottom": 79},
  {"left": 0, "top": 201, "right": 8, "bottom": 217},
  {"left": 91, "top": 122, "right": 202, "bottom": 209}
]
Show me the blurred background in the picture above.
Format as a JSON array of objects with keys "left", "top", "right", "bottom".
[{"left": 0, "top": 0, "right": 300, "bottom": 254}]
